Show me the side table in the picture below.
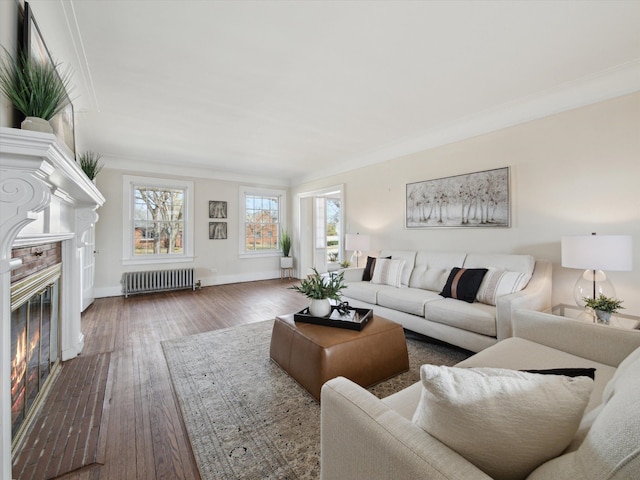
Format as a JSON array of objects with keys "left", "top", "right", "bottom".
[{"left": 550, "top": 303, "right": 640, "bottom": 330}]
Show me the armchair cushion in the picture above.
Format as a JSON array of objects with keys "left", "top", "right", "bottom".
[{"left": 411, "top": 365, "right": 594, "bottom": 480}]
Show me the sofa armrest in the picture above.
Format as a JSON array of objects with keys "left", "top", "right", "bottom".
[
  {"left": 341, "top": 267, "right": 365, "bottom": 283},
  {"left": 495, "top": 259, "right": 552, "bottom": 340},
  {"left": 512, "top": 309, "right": 640, "bottom": 367},
  {"left": 320, "top": 377, "right": 492, "bottom": 480}
]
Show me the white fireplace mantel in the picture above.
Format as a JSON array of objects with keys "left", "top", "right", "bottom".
[{"left": 0, "top": 127, "right": 105, "bottom": 477}]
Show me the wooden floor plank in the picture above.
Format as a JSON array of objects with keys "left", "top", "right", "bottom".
[{"left": 14, "top": 279, "right": 308, "bottom": 480}]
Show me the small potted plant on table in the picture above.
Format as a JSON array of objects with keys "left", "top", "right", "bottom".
[
  {"left": 583, "top": 294, "right": 624, "bottom": 324},
  {"left": 289, "top": 268, "right": 346, "bottom": 317}
]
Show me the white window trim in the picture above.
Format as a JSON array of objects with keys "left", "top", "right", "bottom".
[
  {"left": 122, "top": 175, "right": 194, "bottom": 266},
  {"left": 239, "top": 186, "right": 287, "bottom": 258}
]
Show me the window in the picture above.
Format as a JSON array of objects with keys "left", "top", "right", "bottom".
[
  {"left": 239, "top": 186, "right": 286, "bottom": 257},
  {"left": 123, "top": 176, "right": 194, "bottom": 265}
]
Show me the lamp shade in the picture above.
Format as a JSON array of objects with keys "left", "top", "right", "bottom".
[
  {"left": 345, "top": 233, "right": 370, "bottom": 252},
  {"left": 561, "top": 235, "right": 632, "bottom": 271}
]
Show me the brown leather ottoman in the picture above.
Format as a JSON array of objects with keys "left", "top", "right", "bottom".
[{"left": 270, "top": 313, "right": 409, "bottom": 401}]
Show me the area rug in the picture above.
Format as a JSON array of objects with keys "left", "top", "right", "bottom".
[{"left": 162, "top": 320, "right": 471, "bottom": 480}]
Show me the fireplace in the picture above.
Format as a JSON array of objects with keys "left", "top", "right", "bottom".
[
  {"left": 10, "top": 263, "right": 61, "bottom": 445},
  {"left": 1, "top": 127, "right": 105, "bottom": 476}
]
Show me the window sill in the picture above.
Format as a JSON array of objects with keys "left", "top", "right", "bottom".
[
  {"left": 238, "top": 252, "right": 282, "bottom": 259},
  {"left": 122, "top": 256, "right": 194, "bottom": 266}
]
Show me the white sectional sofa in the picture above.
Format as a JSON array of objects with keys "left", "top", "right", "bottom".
[
  {"left": 321, "top": 309, "right": 640, "bottom": 480},
  {"left": 341, "top": 250, "right": 552, "bottom": 352}
]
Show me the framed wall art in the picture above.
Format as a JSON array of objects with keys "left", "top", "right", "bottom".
[
  {"left": 22, "top": 2, "right": 76, "bottom": 157},
  {"left": 209, "top": 222, "right": 227, "bottom": 240},
  {"left": 406, "top": 167, "right": 510, "bottom": 229},
  {"left": 209, "top": 200, "right": 228, "bottom": 219}
]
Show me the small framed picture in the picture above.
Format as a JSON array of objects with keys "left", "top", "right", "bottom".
[
  {"left": 209, "top": 222, "right": 227, "bottom": 240},
  {"left": 209, "top": 201, "right": 227, "bottom": 219}
]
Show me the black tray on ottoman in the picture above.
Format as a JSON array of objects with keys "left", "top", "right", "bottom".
[{"left": 294, "top": 305, "right": 373, "bottom": 330}]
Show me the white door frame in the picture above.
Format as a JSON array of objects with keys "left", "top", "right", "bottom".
[{"left": 296, "top": 184, "right": 344, "bottom": 277}]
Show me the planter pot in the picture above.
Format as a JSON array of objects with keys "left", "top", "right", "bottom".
[
  {"left": 595, "top": 310, "right": 612, "bottom": 324},
  {"left": 309, "top": 298, "right": 331, "bottom": 318},
  {"left": 21, "top": 116, "right": 53, "bottom": 134},
  {"left": 280, "top": 257, "right": 293, "bottom": 268}
]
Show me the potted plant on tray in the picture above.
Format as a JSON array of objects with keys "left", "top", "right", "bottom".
[
  {"left": 583, "top": 294, "right": 624, "bottom": 324},
  {"left": 0, "top": 49, "right": 74, "bottom": 133},
  {"left": 289, "top": 268, "right": 346, "bottom": 317}
]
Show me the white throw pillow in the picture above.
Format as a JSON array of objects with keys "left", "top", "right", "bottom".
[
  {"left": 411, "top": 365, "right": 593, "bottom": 480},
  {"left": 476, "top": 268, "right": 532, "bottom": 305},
  {"left": 370, "top": 258, "right": 405, "bottom": 288}
]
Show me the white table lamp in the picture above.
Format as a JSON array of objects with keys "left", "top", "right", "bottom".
[
  {"left": 561, "top": 233, "right": 632, "bottom": 308},
  {"left": 345, "top": 233, "right": 370, "bottom": 268}
]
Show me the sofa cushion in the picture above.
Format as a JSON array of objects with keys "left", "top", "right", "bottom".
[
  {"left": 409, "top": 251, "right": 466, "bottom": 291},
  {"left": 463, "top": 253, "right": 535, "bottom": 274},
  {"left": 476, "top": 268, "right": 532, "bottom": 306},
  {"left": 527, "top": 347, "right": 640, "bottom": 480},
  {"left": 377, "top": 287, "right": 442, "bottom": 316},
  {"left": 426, "top": 298, "right": 497, "bottom": 337},
  {"left": 440, "top": 267, "right": 488, "bottom": 303},
  {"left": 371, "top": 258, "right": 405, "bottom": 288},
  {"left": 342, "top": 282, "right": 385, "bottom": 304},
  {"left": 380, "top": 250, "right": 416, "bottom": 286},
  {"left": 412, "top": 365, "right": 593, "bottom": 480}
]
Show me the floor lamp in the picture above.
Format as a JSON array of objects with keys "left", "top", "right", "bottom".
[
  {"left": 561, "top": 233, "right": 632, "bottom": 308},
  {"left": 345, "top": 233, "right": 370, "bottom": 268}
]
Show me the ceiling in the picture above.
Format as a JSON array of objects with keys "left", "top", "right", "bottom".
[{"left": 27, "top": 0, "right": 640, "bottom": 185}]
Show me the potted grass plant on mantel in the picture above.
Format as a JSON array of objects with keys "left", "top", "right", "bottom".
[
  {"left": 0, "top": 48, "right": 74, "bottom": 133},
  {"left": 78, "top": 151, "right": 104, "bottom": 182}
]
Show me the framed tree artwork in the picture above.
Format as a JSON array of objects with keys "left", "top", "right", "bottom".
[
  {"left": 209, "top": 222, "right": 227, "bottom": 240},
  {"left": 406, "top": 167, "right": 510, "bottom": 228},
  {"left": 209, "top": 201, "right": 227, "bottom": 219}
]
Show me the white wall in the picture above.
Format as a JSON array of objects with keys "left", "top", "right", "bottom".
[
  {"left": 292, "top": 93, "right": 640, "bottom": 315},
  {"left": 93, "top": 168, "right": 288, "bottom": 297}
]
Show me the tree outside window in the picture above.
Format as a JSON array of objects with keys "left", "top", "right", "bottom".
[
  {"left": 134, "top": 187, "right": 185, "bottom": 255},
  {"left": 123, "top": 176, "right": 193, "bottom": 265}
]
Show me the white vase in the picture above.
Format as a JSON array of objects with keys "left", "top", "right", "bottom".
[
  {"left": 280, "top": 257, "right": 293, "bottom": 268},
  {"left": 309, "top": 298, "right": 331, "bottom": 318},
  {"left": 21, "top": 116, "right": 53, "bottom": 133}
]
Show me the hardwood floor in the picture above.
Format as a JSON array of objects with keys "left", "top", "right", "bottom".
[{"left": 15, "top": 279, "right": 309, "bottom": 480}]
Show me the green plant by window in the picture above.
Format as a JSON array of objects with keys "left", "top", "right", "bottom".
[
  {"left": 340, "top": 260, "right": 351, "bottom": 268},
  {"left": 289, "top": 268, "right": 346, "bottom": 300},
  {"left": 280, "top": 228, "right": 291, "bottom": 257},
  {"left": 583, "top": 294, "right": 624, "bottom": 313},
  {"left": 0, "top": 48, "right": 73, "bottom": 121},
  {"left": 78, "top": 151, "right": 104, "bottom": 180}
]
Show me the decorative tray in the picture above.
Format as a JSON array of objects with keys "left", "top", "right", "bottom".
[{"left": 294, "top": 305, "right": 373, "bottom": 331}]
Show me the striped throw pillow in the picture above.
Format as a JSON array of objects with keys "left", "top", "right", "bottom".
[{"left": 371, "top": 258, "right": 405, "bottom": 288}]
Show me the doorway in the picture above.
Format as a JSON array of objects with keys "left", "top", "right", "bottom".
[{"left": 297, "top": 185, "right": 344, "bottom": 276}]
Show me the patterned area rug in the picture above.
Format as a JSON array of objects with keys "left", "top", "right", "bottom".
[{"left": 162, "top": 319, "right": 471, "bottom": 480}]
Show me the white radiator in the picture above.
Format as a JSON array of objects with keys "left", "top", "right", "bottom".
[{"left": 122, "top": 268, "right": 195, "bottom": 298}]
